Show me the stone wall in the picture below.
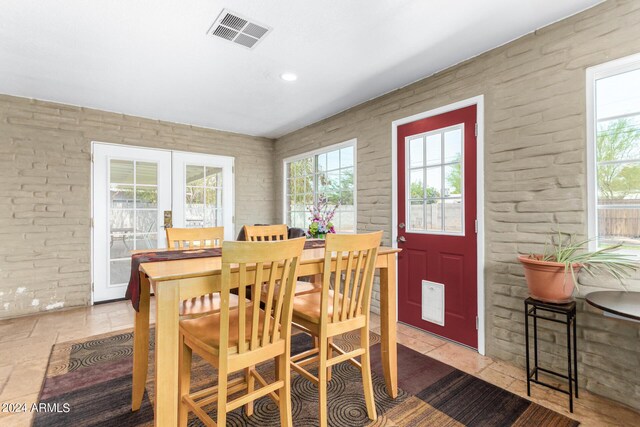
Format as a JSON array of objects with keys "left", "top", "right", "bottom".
[
  {"left": 0, "top": 95, "right": 275, "bottom": 318},
  {"left": 274, "top": 0, "right": 640, "bottom": 410}
]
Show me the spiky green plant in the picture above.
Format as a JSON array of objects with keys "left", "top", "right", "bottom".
[{"left": 534, "top": 229, "right": 638, "bottom": 291}]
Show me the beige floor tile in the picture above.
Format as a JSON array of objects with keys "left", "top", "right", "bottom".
[
  {"left": 476, "top": 365, "right": 517, "bottom": 389},
  {"left": 0, "top": 358, "right": 48, "bottom": 401},
  {"left": 486, "top": 359, "right": 526, "bottom": 380},
  {"left": 0, "top": 365, "right": 14, "bottom": 394},
  {"left": 396, "top": 330, "right": 438, "bottom": 354},
  {"left": 0, "top": 335, "right": 57, "bottom": 366},
  {"left": 396, "top": 323, "right": 448, "bottom": 348},
  {"left": 426, "top": 342, "right": 494, "bottom": 375},
  {"left": 0, "top": 317, "right": 37, "bottom": 343}
]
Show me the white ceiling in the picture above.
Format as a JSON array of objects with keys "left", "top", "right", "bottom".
[{"left": 0, "top": 0, "right": 603, "bottom": 139}]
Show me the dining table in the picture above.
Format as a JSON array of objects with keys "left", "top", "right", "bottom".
[{"left": 129, "top": 244, "right": 401, "bottom": 427}]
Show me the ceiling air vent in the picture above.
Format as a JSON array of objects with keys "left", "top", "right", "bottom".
[{"left": 208, "top": 9, "right": 271, "bottom": 49}]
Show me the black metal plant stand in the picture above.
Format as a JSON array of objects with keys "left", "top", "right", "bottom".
[{"left": 524, "top": 297, "right": 578, "bottom": 412}]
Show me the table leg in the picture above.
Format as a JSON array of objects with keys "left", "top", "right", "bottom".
[
  {"left": 132, "top": 273, "right": 151, "bottom": 411},
  {"left": 154, "top": 280, "right": 180, "bottom": 427},
  {"left": 379, "top": 253, "right": 398, "bottom": 399}
]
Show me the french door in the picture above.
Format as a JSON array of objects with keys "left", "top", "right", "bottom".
[
  {"left": 396, "top": 105, "right": 478, "bottom": 349},
  {"left": 92, "top": 143, "right": 234, "bottom": 302}
]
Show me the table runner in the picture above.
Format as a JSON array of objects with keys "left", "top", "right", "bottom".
[{"left": 125, "top": 239, "right": 326, "bottom": 311}]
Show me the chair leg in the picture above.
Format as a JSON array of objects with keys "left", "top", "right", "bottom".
[
  {"left": 327, "top": 337, "right": 333, "bottom": 382},
  {"left": 178, "top": 334, "right": 192, "bottom": 427},
  {"left": 360, "top": 327, "right": 377, "bottom": 421},
  {"left": 318, "top": 336, "right": 329, "bottom": 427},
  {"left": 245, "top": 366, "right": 255, "bottom": 416},
  {"left": 277, "top": 354, "right": 293, "bottom": 427},
  {"left": 217, "top": 363, "right": 228, "bottom": 427}
]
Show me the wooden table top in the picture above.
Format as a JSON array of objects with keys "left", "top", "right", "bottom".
[
  {"left": 139, "top": 246, "right": 400, "bottom": 282},
  {"left": 585, "top": 291, "right": 640, "bottom": 322}
]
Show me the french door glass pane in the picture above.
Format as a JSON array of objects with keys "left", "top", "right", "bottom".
[
  {"left": 136, "top": 187, "right": 157, "bottom": 208},
  {"left": 135, "top": 234, "right": 158, "bottom": 251},
  {"left": 109, "top": 159, "right": 158, "bottom": 286},
  {"left": 110, "top": 160, "right": 134, "bottom": 184},
  {"left": 184, "top": 165, "right": 224, "bottom": 228},
  {"left": 186, "top": 165, "right": 205, "bottom": 185},
  {"left": 110, "top": 234, "right": 133, "bottom": 259},
  {"left": 136, "top": 211, "right": 157, "bottom": 233},
  {"left": 136, "top": 162, "right": 157, "bottom": 185},
  {"left": 110, "top": 260, "right": 130, "bottom": 285},
  {"left": 110, "top": 209, "right": 134, "bottom": 231},
  {"left": 111, "top": 185, "right": 134, "bottom": 208}
]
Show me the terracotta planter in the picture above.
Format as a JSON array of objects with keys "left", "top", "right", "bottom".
[{"left": 518, "top": 255, "right": 581, "bottom": 303}]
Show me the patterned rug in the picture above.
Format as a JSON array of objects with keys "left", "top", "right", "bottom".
[{"left": 34, "top": 329, "right": 578, "bottom": 426}]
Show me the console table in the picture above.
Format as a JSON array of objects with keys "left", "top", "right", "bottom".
[{"left": 585, "top": 291, "right": 640, "bottom": 322}]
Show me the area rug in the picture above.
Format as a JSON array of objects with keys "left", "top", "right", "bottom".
[{"left": 34, "top": 329, "right": 578, "bottom": 426}]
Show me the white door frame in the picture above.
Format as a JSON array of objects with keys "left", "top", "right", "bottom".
[{"left": 391, "top": 95, "right": 486, "bottom": 355}]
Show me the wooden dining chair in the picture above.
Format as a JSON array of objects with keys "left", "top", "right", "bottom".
[
  {"left": 243, "top": 224, "right": 289, "bottom": 242},
  {"left": 243, "top": 224, "right": 321, "bottom": 298},
  {"left": 178, "top": 237, "right": 306, "bottom": 426},
  {"left": 165, "top": 227, "right": 236, "bottom": 317},
  {"left": 166, "top": 226, "right": 224, "bottom": 249},
  {"left": 289, "top": 231, "right": 383, "bottom": 427}
]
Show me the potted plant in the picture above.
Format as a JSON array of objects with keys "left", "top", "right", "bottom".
[
  {"left": 518, "top": 230, "right": 638, "bottom": 303},
  {"left": 307, "top": 196, "right": 339, "bottom": 239}
]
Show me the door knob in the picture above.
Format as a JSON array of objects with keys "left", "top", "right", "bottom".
[
  {"left": 398, "top": 223, "right": 405, "bottom": 229},
  {"left": 397, "top": 236, "right": 406, "bottom": 243}
]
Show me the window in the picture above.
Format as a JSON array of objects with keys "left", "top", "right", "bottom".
[
  {"left": 406, "top": 125, "right": 464, "bottom": 234},
  {"left": 284, "top": 140, "right": 356, "bottom": 233},
  {"left": 587, "top": 54, "right": 640, "bottom": 254}
]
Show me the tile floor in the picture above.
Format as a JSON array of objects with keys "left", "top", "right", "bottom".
[{"left": 1, "top": 300, "right": 638, "bottom": 426}]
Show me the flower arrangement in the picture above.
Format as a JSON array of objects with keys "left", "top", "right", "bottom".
[{"left": 307, "top": 196, "right": 339, "bottom": 239}]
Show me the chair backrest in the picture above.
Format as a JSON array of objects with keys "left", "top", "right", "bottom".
[
  {"left": 220, "top": 238, "right": 306, "bottom": 355},
  {"left": 243, "top": 224, "right": 288, "bottom": 242},
  {"left": 321, "top": 231, "right": 383, "bottom": 324},
  {"left": 165, "top": 227, "right": 224, "bottom": 249}
]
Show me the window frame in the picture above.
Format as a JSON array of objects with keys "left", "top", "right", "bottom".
[
  {"left": 404, "top": 123, "right": 465, "bottom": 236},
  {"left": 586, "top": 52, "right": 640, "bottom": 255},
  {"left": 282, "top": 139, "right": 357, "bottom": 233}
]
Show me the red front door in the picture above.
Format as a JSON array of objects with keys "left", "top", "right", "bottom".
[{"left": 397, "top": 105, "right": 478, "bottom": 348}]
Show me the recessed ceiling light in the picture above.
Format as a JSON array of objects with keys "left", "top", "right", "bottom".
[{"left": 280, "top": 72, "right": 298, "bottom": 82}]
